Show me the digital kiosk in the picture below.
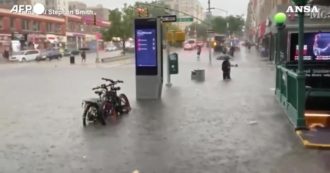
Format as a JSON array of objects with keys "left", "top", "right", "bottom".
[{"left": 135, "top": 18, "right": 163, "bottom": 99}]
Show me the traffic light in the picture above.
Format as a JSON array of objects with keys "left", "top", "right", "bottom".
[
  {"left": 145, "top": 8, "right": 149, "bottom": 17},
  {"left": 136, "top": 7, "right": 148, "bottom": 17},
  {"left": 137, "top": 7, "right": 144, "bottom": 17},
  {"left": 93, "top": 14, "right": 96, "bottom": 25}
]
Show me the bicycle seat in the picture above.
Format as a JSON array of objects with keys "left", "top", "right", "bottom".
[
  {"left": 113, "top": 87, "right": 121, "bottom": 91},
  {"left": 95, "top": 91, "right": 102, "bottom": 95}
]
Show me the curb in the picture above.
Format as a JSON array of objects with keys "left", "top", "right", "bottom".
[{"left": 101, "top": 54, "right": 133, "bottom": 63}]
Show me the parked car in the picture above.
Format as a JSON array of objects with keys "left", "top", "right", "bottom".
[
  {"left": 36, "top": 49, "right": 62, "bottom": 61},
  {"left": 183, "top": 39, "right": 197, "bottom": 50},
  {"left": 9, "top": 50, "right": 40, "bottom": 62},
  {"left": 63, "top": 49, "right": 80, "bottom": 56},
  {"left": 105, "top": 45, "right": 118, "bottom": 52},
  {"left": 213, "top": 35, "right": 226, "bottom": 53},
  {"left": 196, "top": 41, "right": 205, "bottom": 47}
]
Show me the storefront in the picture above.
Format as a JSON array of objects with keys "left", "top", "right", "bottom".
[
  {"left": 66, "top": 32, "right": 85, "bottom": 50},
  {"left": 46, "top": 34, "right": 66, "bottom": 49},
  {"left": 11, "top": 32, "right": 27, "bottom": 51},
  {"left": 0, "top": 33, "right": 11, "bottom": 53},
  {"left": 266, "top": 4, "right": 330, "bottom": 63},
  {"left": 84, "top": 34, "right": 96, "bottom": 50},
  {"left": 27, "top": 33, "right": 47, "bottom": 49}
]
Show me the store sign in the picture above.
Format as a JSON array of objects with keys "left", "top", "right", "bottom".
[{"left": 309, "top": 8, "right": 330, "bottom": 19}]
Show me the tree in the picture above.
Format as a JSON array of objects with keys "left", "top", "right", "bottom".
[
  {"left": 136, "top": 1, "right": 170, "bottom": 17},
  {"left": 211, "top": 15, "right": 245, "bottom": 35},
  {"left": 226, "top": 15, "right": 245, "bottom": 35},
  {"left": 102, "top": 5, "right": 134, "bottom": 55},
  {"left": 186, "top": 22, "right": 208, "bottom": 40}
]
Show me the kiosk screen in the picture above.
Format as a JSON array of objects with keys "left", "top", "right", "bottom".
[
  {"left": 290, "top": 32, "right": 330, "bottom": 61},
  {"left": 134, "top": 18, "right": 159, "bottom": 76},
  {"left": 135, "top": 29, "right": 157, "bottom": 67}
]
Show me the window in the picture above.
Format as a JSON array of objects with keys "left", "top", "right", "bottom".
[
  {"left": 0, "top": 17, "right": 3, "bottom": 29},
  {"left": 26, "top": 50, "right": 38, "bottom": 55},
  {"left": 25, "top": 51, "right": 33, "bottom": 55},
  {"left": 54, "top": 24, "right": 60, "bottom": 33},
  {"left": 33, "top": 21, "right": 40, "bottom": 31},
  {"left": 47, "top": 23, "right": 53, "bottom": 32},
  {"left": 10, "top": 17, "right": 15, "bottom": 29},
  {"left": 22, "top": 19, "right": 29, "bottom": 30}
]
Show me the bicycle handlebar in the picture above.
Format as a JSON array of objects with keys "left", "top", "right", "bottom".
[
  {"left": 92, "top": 86, "right": 101, "bottom": 90},
  {"left": 101, "top": 77, "right": 114, "bottom": 83},
  {"left": 101, "top": 78, "right": 124, "bottom": 84}
]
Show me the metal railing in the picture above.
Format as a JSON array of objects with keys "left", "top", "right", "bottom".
[{"left": 276, "top": 65, "right": 302, "bottom": 126}]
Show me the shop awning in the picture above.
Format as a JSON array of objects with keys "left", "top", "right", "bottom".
[{"left": 258, "top": 21, "right": 266, "bottom": 39}]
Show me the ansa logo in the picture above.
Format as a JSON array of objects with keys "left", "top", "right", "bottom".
[{"left": 286, "top": 5, "right": 320, "bottom": 13}]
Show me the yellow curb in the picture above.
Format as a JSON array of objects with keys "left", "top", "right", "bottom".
[{"left": 296, "top": 130, "right": 330, "bottom": 149}]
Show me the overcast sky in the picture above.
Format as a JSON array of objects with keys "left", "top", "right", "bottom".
[{"left": 81, "top": 0, "right": 249, "bottom": 17}]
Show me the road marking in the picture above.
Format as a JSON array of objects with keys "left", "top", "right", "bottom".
[
  {"left": 132, "top": 169, "right": 140, "bottom": 173},
  {"left": 270, "top": 88, "right": 275, "bottom": 91}
]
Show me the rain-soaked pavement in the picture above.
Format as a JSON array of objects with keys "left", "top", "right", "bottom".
[{"left": 0, "top": 48, "right": 330, "bottom": 173}]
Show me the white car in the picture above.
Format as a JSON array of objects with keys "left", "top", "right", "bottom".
[
  {"left": 9, "top": 50, "right": 40, "bottom": 62},
  {"left": 183, "top": 39, "right": 197, "bottom": 50},
  {"left": 105, "top": 46, "right": 118, "bottom": 52}
]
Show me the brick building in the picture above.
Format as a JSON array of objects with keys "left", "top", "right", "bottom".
[
  {"left": 0, "top": 8, "right": 65, "bottom": 51},
  {"left": 0, "top": 8, "right": 110, "bottom": 52},
  {"left": 245, "top": 0, "right": 290, "bottom": 42}
]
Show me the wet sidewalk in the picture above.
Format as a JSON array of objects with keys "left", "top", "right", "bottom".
[{"left": 0, "top": 47, "right": 330, "bottom": 173}]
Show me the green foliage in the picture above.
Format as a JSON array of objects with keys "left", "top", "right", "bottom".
[
  {"left": 103, "top": 6, "right": 134, "bottom": 41},
  {"left": 136, "top": 1, "right": 170, "bottom": 17},
  {"left": 211, "top": 15, "right": 245, "bottom": 35},
  {"left": 186, "top": 22, "right": 208, "bottom": 40},
  {"left": 101, "top": 6, "right": 135, "bottom": 54},
  {"left": 226, "top": 15, "right": 245, "bottom": 35},
  {"left": 102, "top": 8, "right": 122, "bottom": 41}
]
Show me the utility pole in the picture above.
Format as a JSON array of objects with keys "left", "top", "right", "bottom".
[{"left": 207, "top": 0, "right": 212, "bottom": 64}]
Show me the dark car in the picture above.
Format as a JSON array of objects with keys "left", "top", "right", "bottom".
[
  {"left": 63, "top": 49, "right": 80, "bottom": 56},
  {"left": 36, "top": 49, "right": 62, "bottom": 61},
  {"left": 213, "top": 35, "right": 226, "bottom": 53}
]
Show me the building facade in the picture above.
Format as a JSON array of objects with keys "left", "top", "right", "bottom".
[
  {"left": 161, "top": 0, "right": 204, "bottom": 31},
  {"left": 45, "top": 0, "right": 68, "bottom": 12},
  {"left": 87, "top": 4, "right": 110, "bottom": 21},
  {"left": 0, "top": 0, "right": 45, "bottom": 9},
  {"left": 245, "top": 0, "right": 290, "bottom": 42},
  {"left": 0, "top": 7, "right": 110, "bottom": 52},
  {"left": 68, "top": 1, "right": 87, "bottom": 11},
  {"left": 0, "top": 8, "right": 65, "bottom": 51}
]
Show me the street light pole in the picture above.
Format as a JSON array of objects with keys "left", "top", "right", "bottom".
[
  {"left": 207, "top": 0, "right": 212, "bottom": 64},
  {"left": 95, "top": 27, "right": 100, "bottom": 63},
  {"left": 292, "top": 0, "right": 307, "bottom": 128},
  {"left": 274, "top": 13, "right": 286, "bottom": 65}
]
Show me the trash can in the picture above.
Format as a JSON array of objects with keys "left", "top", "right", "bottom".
[
  {"left": 191, "top": 69, "right": 205, "bottom": 81},
  {"left": 70, "top": 55, "right": 75, "bottom": 64}
]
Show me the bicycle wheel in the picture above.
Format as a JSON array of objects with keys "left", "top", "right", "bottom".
[
  {"left": 119, "top": 94, "right": 131, "bottom": 113},
  {"left": 102, "top": 101, "right": 117, "bottom": 121},
  {"left": 83, "top": 104, "right": 98, "bottom": 127}
]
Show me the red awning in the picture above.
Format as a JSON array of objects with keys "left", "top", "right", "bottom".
[
  {"left": 95, "top": 32, "right": 102, "bottom": 40},
  {"left": 258, "top": 21, "right": 266, "bottom": 39}
]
